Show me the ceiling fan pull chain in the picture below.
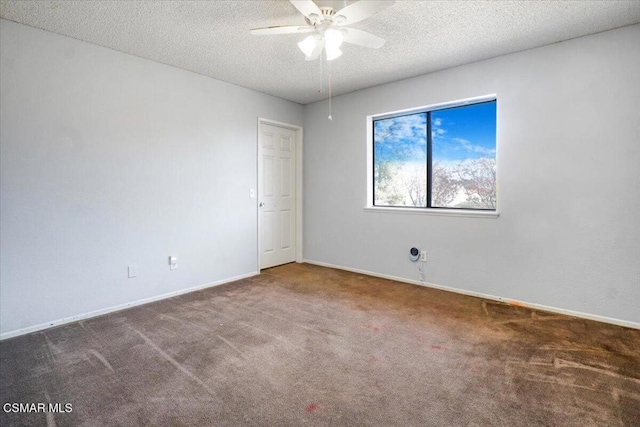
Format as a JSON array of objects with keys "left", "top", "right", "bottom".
[
  {"left": 328, "top": 60, "right": 333, "bottom": 121},
  {"left": 319, "top": 55, "right": 324, "bottom": 94}
]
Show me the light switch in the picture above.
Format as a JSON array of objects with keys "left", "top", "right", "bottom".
[
  {"left": 250, "top": 188, "right": 256, "bottom": 198},
  {"left": 128, "top": 265, "right": 137, "bottom": 278}
]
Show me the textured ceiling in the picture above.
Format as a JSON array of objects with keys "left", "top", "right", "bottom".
[{"left": 1, "top": 1, "right": 639, "bottom": 104}]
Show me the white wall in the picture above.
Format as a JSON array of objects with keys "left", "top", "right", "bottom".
[
  {"left": 303, "top": 25, "right": 640, "bottom": 326},
  {"left": 0, "top": 19, "right": 302, "bottom": 337}
]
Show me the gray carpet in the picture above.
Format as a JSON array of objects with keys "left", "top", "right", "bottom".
[{"left": 1, "top": 263, "right": 639, "bottom": 426}]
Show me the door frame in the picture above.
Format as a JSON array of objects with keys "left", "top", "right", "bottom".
[{"left": 257, "top": 117, "right": 304, "bottom": 270}]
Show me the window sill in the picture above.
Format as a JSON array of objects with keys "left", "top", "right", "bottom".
[{"left": 364, "top": 206, "right": 499, "bottom": 218}]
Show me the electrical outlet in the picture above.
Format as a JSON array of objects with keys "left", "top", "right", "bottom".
[
  {"left": 169, "top": 256, "right": 177, "bottom": 270},
  {"left": 420, "top": 251, "right": 427, "bottom": 262}
]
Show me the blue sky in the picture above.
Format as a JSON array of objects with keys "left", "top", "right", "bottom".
[{"left": 374, "top": 101, "right": 496, "bottom": 163}]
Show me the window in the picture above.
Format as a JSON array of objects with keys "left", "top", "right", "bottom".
[{"left": 372, "top": 99, "right": 496, "bottom": 211}]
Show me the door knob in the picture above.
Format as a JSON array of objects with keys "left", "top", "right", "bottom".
[{"left": 259, "top": 202, "right": 265, "bottom": 207}]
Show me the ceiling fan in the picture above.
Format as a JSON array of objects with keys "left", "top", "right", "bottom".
[{"left": 250, "top": 0, "right": 395, "bottom": 61}]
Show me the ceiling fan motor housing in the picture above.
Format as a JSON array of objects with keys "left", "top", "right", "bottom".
[
  {"left": 306, "top": 7, "right": 339, "bottom": 26},
  {"left": 321, "top": 7, "right": 336, "bottom": 17}
]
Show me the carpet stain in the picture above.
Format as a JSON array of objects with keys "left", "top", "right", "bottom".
[
  {"left": 42, "top": 332, "right": 61, "bottom": 356},
  {"left": 87, "top": 349, "right": 115, "bottom": 373},
  {"left": 305, "top": 403, "right": 318, "bottom": 413},
  {"left": 481, "top": 301, "right": 490, "bottom": 317},
  {"left": 497, "top": 316, "right": 568, "bottom": 325},
  {"left": 43, "top": 392, "right": 56, "bottom": 427},
  {"left": 216, "top": 335, "right": 246, "bottom": 360},
  {"left": 128, "top": 326, "right": 218, "bottom": 397},
  {"left": 554, "top": 358, "right": 640, "bottom": 383},
  {"left": 361, "top": 322, "right": 387, "bottom": 333}
]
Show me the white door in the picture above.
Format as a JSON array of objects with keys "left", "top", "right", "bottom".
[{"left": 258, "top": 123, "right": 297, "bottom": 269}]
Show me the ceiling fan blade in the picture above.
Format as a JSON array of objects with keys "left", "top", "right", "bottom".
[
  {"left": 306, "top": 39, "right": 325, "bottom": 61},
  {"left": 334, "top": 0, "right": 396, "bottom": 26},
  {"left": 343, "top": 28, "right": 386, "bottom": 49},
  {"left": 250, "top": 26, "right": 315, "bottom": 36},
  {"left": 289, "top": 0, "right": 322, "bottom": 20}
]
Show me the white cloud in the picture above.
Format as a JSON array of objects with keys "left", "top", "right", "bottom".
[
  {"left": 431, "top": 117, "right": 447, "bottom": 139},
  {"left": 374, "top": 113, "right": 426, "bottom": 143},
  {"left": 452, "top": 137, "right": 495, "bottom": 156},
  {"left": 474, "top": 146, "right": 496, "bottom": 155}
]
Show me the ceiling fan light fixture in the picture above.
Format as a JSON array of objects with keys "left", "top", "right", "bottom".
[
  {"left": 325, "top": 44, "right": 342, "bottom": 61},
  {"left": 298, "top": 35, "right": 318, "bottom": 57},
  {"left": 324, "top": 28, "right": 344, "bottom": 49},
  {"left": 324, "top": 28, "right": 344, "bottom": 61}
]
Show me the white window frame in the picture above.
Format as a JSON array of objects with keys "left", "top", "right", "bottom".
[{"left": 365, "top": 94, "right": 499, "bottom": 218}]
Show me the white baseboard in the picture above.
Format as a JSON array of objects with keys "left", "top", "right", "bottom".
[
  {"left": 303, "top": 259, "right": 640, "bottom": 330},
  {"left": 0, "top": 271, "right": 260, "bottom": 341}
]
